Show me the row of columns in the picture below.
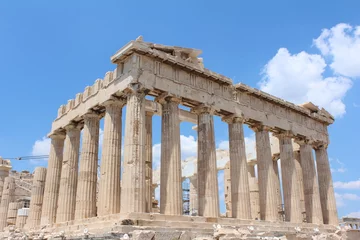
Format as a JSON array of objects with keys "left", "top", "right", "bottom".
[{"left": 34, "top": 87, "right": 337, "bottom": 228}]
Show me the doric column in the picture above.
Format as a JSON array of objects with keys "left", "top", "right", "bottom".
[
  {"left": 121, "top": 86, "right": 146, "bottom": 213},
  {"left": 277, "top": 133, "right": 302, "bottom": 223},
  {"left": 193, "top": 105, "right": 219, "bottom": 217},
  {"left": 223, "top": 116, "right": 251, "bottom": 219},
  {"left": 251, "top": 125, "right": 278, "bottom": 221},
  {"left": 16, "top": 208, "right": 29, "bottom": 229},
  {"left": 6, "top": 202, "right": 22, "bottom": 226},
  {"left": 247, "top": 162, "right": 260, "bottom": 220},
  {"left": 0, "top": 177, "right": 15, "bottom": 230},
  {"left": 27, "top": 167, "right": 47, "bottom": 228},
  {"left": 75, "top": 113, "right": 100, "bottom": 219},
  {"left": 296, "top": 139, "right": 323, "bottom": 224},
  {"left": 294, "top": 150, "right": 306, "bottom": 219},
  {"left": 224, "top": 161, "right": 231, "bottom": 218},
  {"left": 315, "top": 143, "right": 338, "bottom": 225},
  {"left": 56, "top": 124, "right": 81, "bottom": 223},
  {"left": 189, "top": 175, "right": 198, "bottom": 216},
  {"left": 145, "top": 112, "right": 153, "bottom": 213},
  {"left": 272, "top": 155, "right": 282, "bottom": 221},
  {"left": 41, "top": 133, "right": 65, "bottom": 225},
  {"left": 98, "top": 99, "right": 125, "bottom": 216},
  {"left": 159, "top": 97, "right": 182, "bottom": 215}
]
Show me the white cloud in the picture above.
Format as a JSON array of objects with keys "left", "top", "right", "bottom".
[
  {"left": 346, "top": 212, "right": 360, "bottom": 218},
  {"left": 334, "top": 179, "right": 360, "bottom": 189},
  {"left": 335, "top": 193, "right": 360, "bottom": 208},
  {"left": 314, "top": 23, "right": 360, "bottom": 78},
  {"left": 217, "top": 133, "right": 256, "bottom": 160},
  {"left": 259, "top": 48, "right": 352, "bottom": 118},
  {"left": 330, "top": 158, "right": 347, "bottom": 173},
  {"left": 31, "top": 137, "right": 51, "bottom": 156}
]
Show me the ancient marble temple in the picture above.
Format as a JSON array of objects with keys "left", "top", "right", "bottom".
[{"left": 0, "top": 37, "right": 341, "bottom": 238}]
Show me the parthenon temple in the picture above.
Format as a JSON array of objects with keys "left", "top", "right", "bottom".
[{"left": 1, "top": 37, "right": 358, "bottom": 239}]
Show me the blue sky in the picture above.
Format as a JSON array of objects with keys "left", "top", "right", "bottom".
[{"left": 0, "top": 1, "right": 359, "bottom": 218}]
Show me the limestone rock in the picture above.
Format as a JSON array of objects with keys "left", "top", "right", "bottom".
[{"left": 132, "top": 230, "right": 155, "bottom": 240}]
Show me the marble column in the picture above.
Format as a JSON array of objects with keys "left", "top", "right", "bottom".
[
  {"left": 294, "top": 150, "right": 306, "bottom": 219},
  {"left": 15, "top": 208, "right": 29, "bottom": 229},
  {"left": 189, "top": 175, "right": 198, "bottom": 216},
  {"left": 75, "top": 113, "right": 100, "bottom": 219},
  {"left": 41, "top": 133, "right": 65, "bottom": 225},
  {"left": 159, "top": 98, "right": 182, "bottom": 215},
  {"left": 145, "top": 112, "right": 153, "bottom": 213},
  {"left": 98, "top": 100, "right": 125, "bottom": 216},
  {"left": 315, "top": 144, "right": 338, "bottom": 225},
  {"left": 252, "top": 125, "right": 278, "bottom": 221},
  {"left": 297, "top": 140, "right": 323, "bottom": 224},
  {"left": 121, "top": 87, "right": 146, "bottom": 213},
  {"left": 6, "top": 202, "right": 22, "bottom": 226},
  {"left": 272, "top": 156, "right": 282, "bottom": 221},
  {"left": 224, "top": 161, "right": 231, "bottom": 218},
  {"left": 224, "top": 116, "right": 251, "bottom": 219},
  {"left": 27, "top": 167, "right": 47, "bottom": 228},
  {"left": 0, "top": 179, "right": 3, "bottom": 203},
  {"left": 278, "top": 133, "right": 302, "bottom": 223},
  {"left": 0, "top": 177, "right": 15, "bottom": 230},
  {"left": 247, "top": 162, "right": 260, "bottom": 220},
  {"left": 56, "top": 124, "right": 81, "bottom": 223},
  {"left": 194, "top": 106, "right": 219, "bottom": 217}
]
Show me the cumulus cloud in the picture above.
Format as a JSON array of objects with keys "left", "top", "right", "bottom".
[
  {"left": 330, "top": 158, "right": 347, "bottom": 173},
  {"left": 314, "top": 23, "right": 360, "bottom": 78},
  {"left": 346, "top": 212, "right": 360, "bottom": 218},
  {"left": 259, "top": 48, "right": 352, "bottom": 118},
  {"left": 31, "top": 137, "right": 51, "bottom": 156},
  {"left": 334, "top": 179, "right": 360, "bottom": 189},
  {"left": 335, "top": 192, "right": 360, "bottom": 208}
]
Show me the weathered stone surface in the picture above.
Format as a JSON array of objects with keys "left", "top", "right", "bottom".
[
  {"left": 121, "top": 87, "right": 146, "bottom": 213},
  {"left": 41, "top": 133, "right": 65, "bottom": 225},
  {"left": 247, "top": 162, "right": 260, "bottom": 220},
  {"left": 98, "top": 100, "right": 125, "bottom": 216},
  {"left": 159, "top": 98, "right": 182, "bottom": 215},
  {"left": 131, "top": 230, "right": 155, "bottom": 240},
  {"left": 75, "top": 113, "right": 100, "bottom": 219},
  {"left": 145, "top": 112, "right": 153, "bottom": 213},
  {"left": 0, "top": 177, "right": 15, "bottom": 230},
  {"left": 56, "top": 124, "right": 81, "bottom": 223},
  {"left": 26, "top": 167, "right": 47, "bottom": 228}
]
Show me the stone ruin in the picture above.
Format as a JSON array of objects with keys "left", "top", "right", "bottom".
[{"left": 0, "top": 37, "right": 359, "bottom": 239}]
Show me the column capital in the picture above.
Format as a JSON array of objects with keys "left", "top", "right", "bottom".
[
  {"left": 49, "top": 132, "right": 66, "bottom": 140},
  {"left": 294, "top": 136, "right": 315, "bottom": 146},
  {"left": 155, "top": 92, "right": 181, "bottom": 105},
  {"left": 273, "top": 130, "right": 295, "bottom": 139},
  {"left": 82, "top": 111, "right": 100, "bottom": 120},
  {"left": 191, "top": 104, "right": 216, "bottom": 115},
  {"left": 272, "top": 153, "right": 280, "bottom": 161},
  {"left": 145, "top": 111, "right": 154, "bottom": 117},
  {"left": 64, "top": 123, "right": 81, "bottom": 132},
  {"left": 249, "top": 123, "right": 271, "bottom": 132},
  {"left": 102, "top": 97, "right": 126, "bottom": 108},
  {"left": 124, "top": 83, "right": 148, "bottom": 96},
  {"left": 222, "top": 114, "right": 245, "bottom": 124},
  {"left": 313, "top": 141, "right": 328, "bottom": 150}
]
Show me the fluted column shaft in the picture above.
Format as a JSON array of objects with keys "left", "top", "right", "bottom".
[
  {"left": 189, "top": 175, "right": 198, "bottom": 216},
  {"left": 56, "top": 124, "right": 81, "bottom": 223},
  {"left": 159, "top": 99, "right": 182, "bottom": 215},
  {"left": 226, "top": 118, "right": 251, "bottom": 219},
  {"left": 0, "top": 177, "right": 15, "bottom": 230},
  {"left": 278, "top": 135, "right": 302, "bottom": 223},
  {"left": 224, "top": 161, "right": 231, "bottom": 217},
  {"left": 6, "top": 202, "right": 22, "bottom": 226},
  {"left": 247, "top": 164, "right": 260, "bottom": 220},
  {"left": 253, "top": 126, "right": 278, "bottom": 221},
  {"left": 98, "top": 100, "right": 124, "bottom": 216},
  {"left": 315, "top": 145, "right": 338, "bottom": 225},
  {"left": 27, "top": 167, "right": 47, "bottom": 228},
  {"left": 196, "top": 106, "right": 219, "bottom": 217},
  {"left": 298, "top": 142, "right": 323, "bottom": 224},
  {"left": 121, "top": 88, "right": 146, "bottom": 213},
  {"left": 75, "top": 113, "right": 100, "bottom": 219},
  {"left": 145, "top": 112, "right": 153, "bottom": 213},
  {"left": 294, "top": 151, "right": 306, "bottom": 218},
  {"left": 272, "top": 158, "right": 282, "bottom": 221},
  {"left": 41, "top": 133, "right": 65, "bottom": 225}
]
